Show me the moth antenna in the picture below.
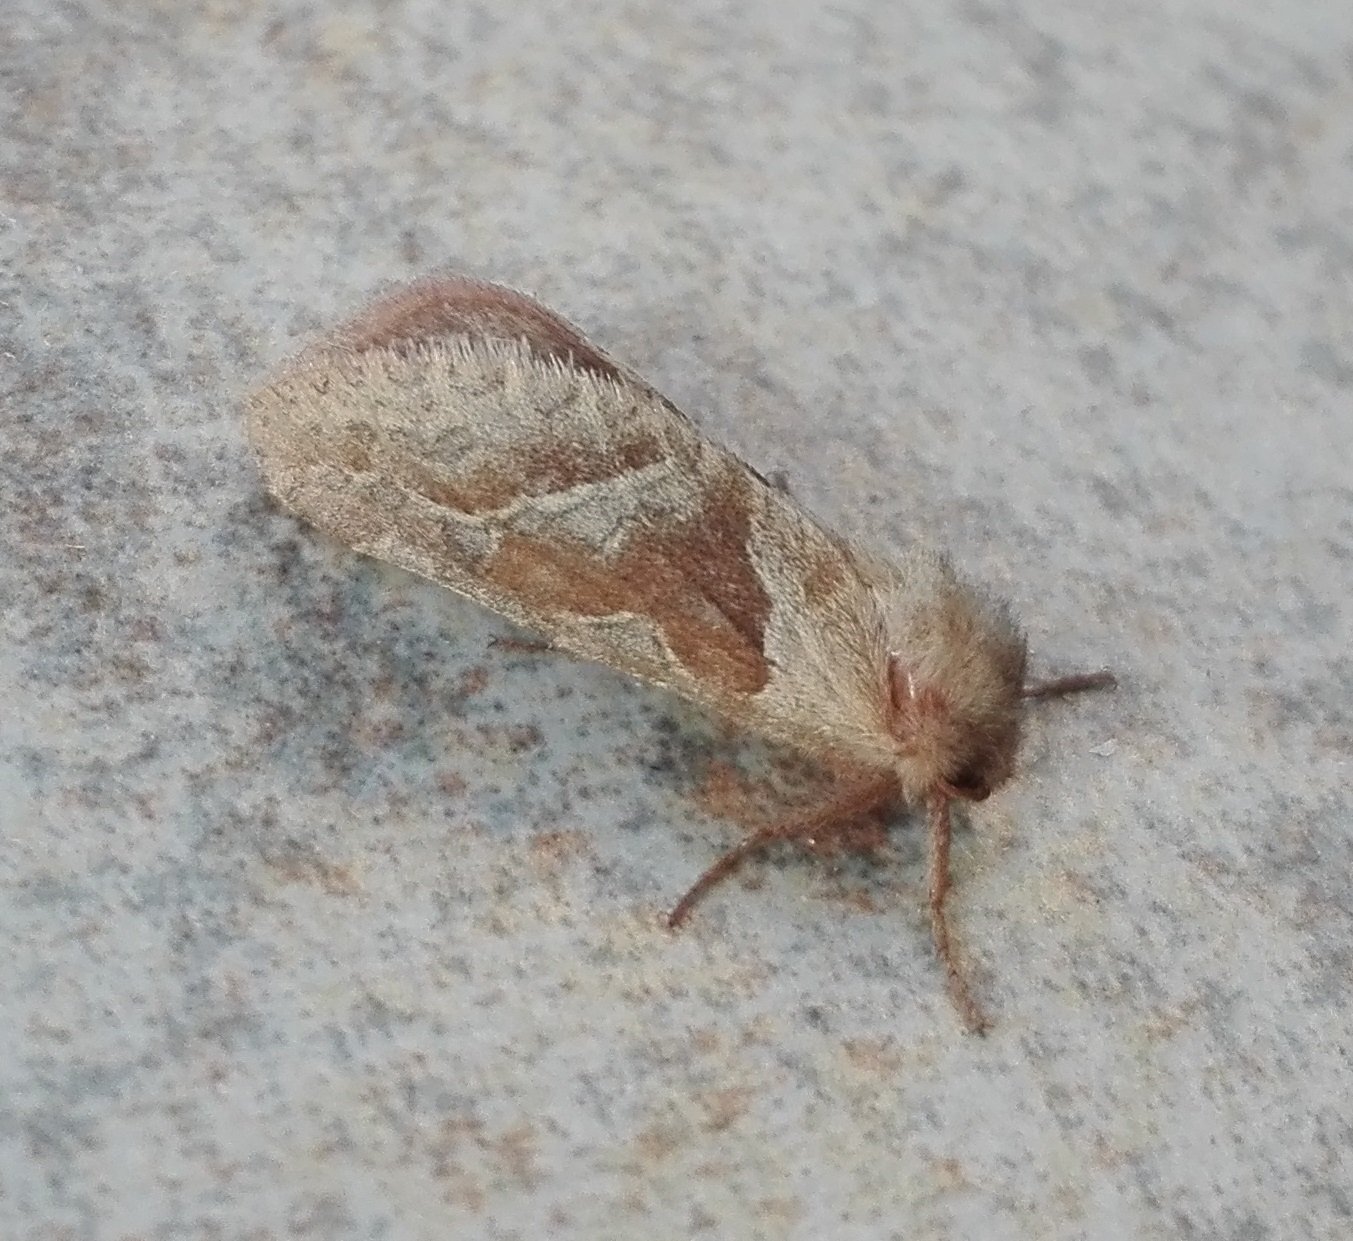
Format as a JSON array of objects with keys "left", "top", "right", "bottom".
[
  {"left": 666, "top": 775, "right": 895, "bottom": 930},
  {"left": 1021, "top": 670, "right": 1116, "bottom": 700},
  {"left": 928, "top": 796, "right": 990, "bottom": 1035}
]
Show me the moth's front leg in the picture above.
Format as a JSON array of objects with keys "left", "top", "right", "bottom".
[{"left": 665, "top": 771, "right": 898, "bottom": 929}]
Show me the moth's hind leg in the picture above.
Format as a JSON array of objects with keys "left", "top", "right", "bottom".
[
  {"left": 488, "top": 634, "right": 555, "bottom": 655},
  {"left": 666, "top": 774, "right": 897, "bottom": 930},
  {"left": 1022, "top": 669, "right": 1116, "bottom": 700}
]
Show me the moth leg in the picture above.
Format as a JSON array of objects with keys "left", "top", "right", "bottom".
[
  {"left": 488, "top": 635, "right": 555, "bottom": 655},
  {"left": 1022, "top": 669, "right": 1116, "bottom": 700},
  {"left": 665, "top": 822, "right": 802, "bottom": 930},
  {"left": 666, "top": 775, "right": 896, "bottom": 930},
  {"left": 928, "top": 798, "right": 989, "bottom": 1035}
]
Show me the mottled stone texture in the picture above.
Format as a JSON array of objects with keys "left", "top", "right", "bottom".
[{"left": 3, "top": 2, "right": 1351, "bottom": 1238}]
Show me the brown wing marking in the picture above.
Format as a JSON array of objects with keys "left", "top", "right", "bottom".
[
  {"left": 395, "top": 432, "right": 669, "bottom": 517},
  {"left": 483, "top": 473, "right": 772, "bottom": 694}
]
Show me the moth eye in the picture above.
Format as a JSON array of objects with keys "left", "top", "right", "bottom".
[{"left": 947, "top": 764, "right": 990, "bottom": 801}]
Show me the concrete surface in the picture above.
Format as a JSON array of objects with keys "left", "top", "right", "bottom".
[{"left": 3, "top": 2, "right": 1351, "bottom": 1238}]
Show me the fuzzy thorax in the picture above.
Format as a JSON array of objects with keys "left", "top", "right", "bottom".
[{"left": 876, "top": 551, "right": 1029, "bottom": 804}]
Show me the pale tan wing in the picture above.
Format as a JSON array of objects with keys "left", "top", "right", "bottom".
[{"left": 246, "top": 278, "right": 897, "bottom": 762}]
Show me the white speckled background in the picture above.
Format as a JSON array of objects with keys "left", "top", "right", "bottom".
[{"left": 4, "top": 2, "right": 1351, "bottom": 1238}]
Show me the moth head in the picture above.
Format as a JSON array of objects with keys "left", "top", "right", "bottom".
[{"left": 879, "top": 555, "right": 1028, "bottom": 804}]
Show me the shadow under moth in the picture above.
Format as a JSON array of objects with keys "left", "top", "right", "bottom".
[{"left": 246, "top": 274, "right": 1113, "bottom": 1032}]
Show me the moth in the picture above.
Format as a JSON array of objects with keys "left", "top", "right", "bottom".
[{"left": 246, "top": 274, "right": 1113, "bottom": 1032}]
